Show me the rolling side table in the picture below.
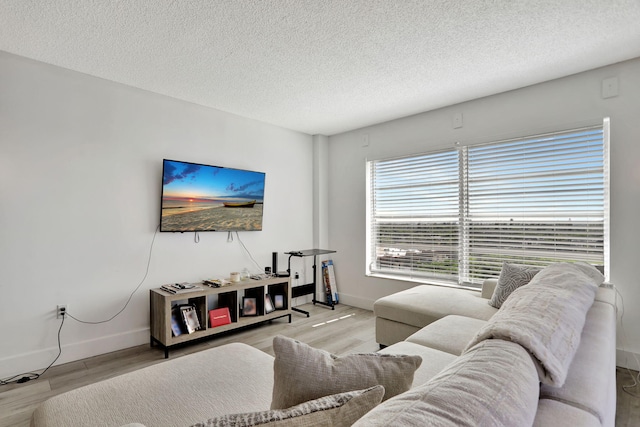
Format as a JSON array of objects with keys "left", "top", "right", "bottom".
[{"left": 285, "top": 249, "right": 336, "bottom": 317}]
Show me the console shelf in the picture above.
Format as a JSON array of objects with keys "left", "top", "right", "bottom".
[{"left": 150, "top": 276, "right": 291, "bottom": 357}]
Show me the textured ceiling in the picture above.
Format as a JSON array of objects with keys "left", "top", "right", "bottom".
[{"left": 2, "top": 1, "right": 640, "bottom": 136}]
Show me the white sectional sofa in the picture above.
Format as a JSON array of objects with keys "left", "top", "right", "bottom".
[
  {"left": 31, "top": 262, "right": 616, "bottom": 427},
  {"left": 371, "top": 262, "right": 617, "bottom": 426}
]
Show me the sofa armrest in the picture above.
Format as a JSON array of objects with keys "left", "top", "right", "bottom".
[{"left": 481, "top": 279, "right": 498, "bottom": 299}]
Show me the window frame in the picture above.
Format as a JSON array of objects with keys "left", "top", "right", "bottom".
[{"left": 366, "top": 119, "right": 610, "bottom": 288}]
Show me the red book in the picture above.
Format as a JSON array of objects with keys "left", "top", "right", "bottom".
[{"left": 209, "top": 307, "right": 231, "bottom": 328}]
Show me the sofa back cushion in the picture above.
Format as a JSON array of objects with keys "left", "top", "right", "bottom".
[
  {"left": 480, "top": 278, "right": 498, "bottom": 299},
  {"left": 466, "top": 262, "right": 600, "bottom": 387},
  {"left": 353, "top": 339, "right": 540, "bottom": 427}
]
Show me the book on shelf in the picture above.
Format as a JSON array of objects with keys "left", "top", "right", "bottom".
[
  {"left": 209, "top": 307, "right": 231, "bottom": 328},
  {"left": 161, "top": 282, "right": 202, "bottom": 294},
  {"left": 202, "top": 278, "right": 231, "bottom": 288},
  {"left": 322, "top": 259, "right": 339, "bottom": 304},
  {"left": 170, "top": 312, "right": 184, "bottom": 337}
]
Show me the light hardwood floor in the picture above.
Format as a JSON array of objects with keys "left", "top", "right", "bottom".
[{"left": 1, "top": 303, "right": 638, "bottom": 426}]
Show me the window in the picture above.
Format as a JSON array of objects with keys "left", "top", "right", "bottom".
[{"left": 366, "top": 120, "right": 609, "bottom": 288}]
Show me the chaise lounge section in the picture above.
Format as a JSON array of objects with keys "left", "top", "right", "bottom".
[{"left": 374, "top": 280, "right": 499, "bottom": 347}]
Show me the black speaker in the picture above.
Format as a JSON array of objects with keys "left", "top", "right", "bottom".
[{"left": 272, "top": 252, "right": 278, "bottom": 274}]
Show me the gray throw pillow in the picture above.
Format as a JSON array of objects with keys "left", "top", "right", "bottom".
[
  {"left": 270, "top": 336, "right": 422, "bottom": 410},
  {"left": 192, "top": 386, "right": 384, "bottom": 427},
  {"left": 488, "top": 262, "right": 541, "bottom": 308}
]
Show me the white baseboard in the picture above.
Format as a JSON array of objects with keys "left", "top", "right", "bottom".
[
  {"left": 0, "top": 328, "right": 150, "bottom": 379},
  {"left": 336, "top": 292, "right": 375, "bottom": 311}
]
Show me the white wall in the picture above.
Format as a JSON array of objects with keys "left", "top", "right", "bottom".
[
  {"left": 328, "top": 57, "right": 640, "bottom": 369},
  {"left": 0, "top": 52, "right": 314, "bottom": 378},
  {"left": 312, "top": 135, "right": 329, "bottom": 249}
]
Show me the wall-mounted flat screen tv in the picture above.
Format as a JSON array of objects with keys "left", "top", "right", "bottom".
[{"left": 160, "top": 159, "right": 266, "bottom": 232}]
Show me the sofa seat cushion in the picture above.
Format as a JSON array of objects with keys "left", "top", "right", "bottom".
[
  {"left": 539, "top": 299, "right": 617, "bottom": 426},
  {"left": 354, "top": 339, "right": 541, "bottom": 427},
  {"left": 406, "top": 315, "right": 487, "bottom": 356},
  {"left": 374, "top": 285, "right": 497, "bottom": 331},
  {"left": 31, "top": 343, "right": 275, "bottom": 427},
  {"left": 377, "top": 341, "right": 457, "bottom": 387}
]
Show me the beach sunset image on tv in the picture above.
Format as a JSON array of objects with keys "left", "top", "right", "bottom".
[{"left": 160, "top": 159, "right": 265, "bottom": 232}]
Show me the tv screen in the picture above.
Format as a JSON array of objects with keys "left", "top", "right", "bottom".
[{"left": 160, "top": 159, "right": 266, "bottom": 232}]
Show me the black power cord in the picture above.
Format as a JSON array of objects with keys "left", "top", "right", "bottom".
[
  {"left": 1, "top": 224, "right": 160, "bottom": 386},
  {"left": 235, "top": 231, "right": 264, "bottom": 273},
  {"left": 66, "top": 224, "right": 159, "bottom": 324},
  {"left": 0, "top": 314, "right": 65, "bottom": 386}
]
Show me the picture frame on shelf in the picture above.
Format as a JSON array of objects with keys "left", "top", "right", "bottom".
[
  {"left": 274, "top": 294, "right": 285, "bottom": 309},
  {"left": 180, "top": 305, "right": 201, "bottom": 334},
  {"left": 241, "top": 297, "right": 258, "bottom": 316},
  {"left": 265, "top": 294, "right": 275, "bottom": 314}
]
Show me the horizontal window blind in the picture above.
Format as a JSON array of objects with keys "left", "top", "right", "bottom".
[
  {"left": 368, "top": 150, "right": 460, "bottom": 282},
  {"left": 367, "top": 122, "right": 608, "bottom": 287},
  {"left": 463, "top": 126, "right": 605, "bottom": 283}
]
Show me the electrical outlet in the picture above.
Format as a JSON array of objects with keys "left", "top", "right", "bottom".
[{"left": 57, "top": 304, "right": 67, "bottom": 319}]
